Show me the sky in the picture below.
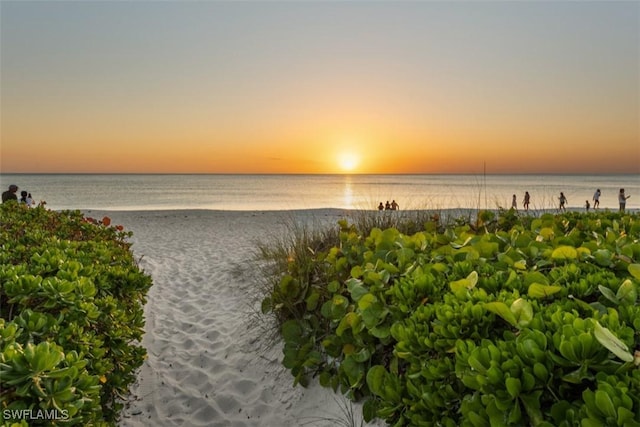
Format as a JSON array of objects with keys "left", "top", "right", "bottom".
[{"left": 1, "top": 1, "right": 638, "bottom": 174}]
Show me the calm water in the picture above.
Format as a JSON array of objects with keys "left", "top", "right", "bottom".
[{"left": 0, "top": 174, "right": 638, "bottom": 212}]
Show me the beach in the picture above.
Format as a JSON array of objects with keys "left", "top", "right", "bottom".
[
  {"left": 78, "top": 207, "right": 639, "bottom": 426},
  {"left": 84, "top": 209, "right": 378, "bottom": 427}
]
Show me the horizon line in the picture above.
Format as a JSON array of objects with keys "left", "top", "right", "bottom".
[{"left": 1, "top": 171, "right": 638, "bottom": 176}]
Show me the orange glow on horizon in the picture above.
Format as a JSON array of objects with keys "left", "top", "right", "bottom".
[
  {"left": 1, "top": 103, "right": 638, "bottom": 174},
  {"left": 1, "top": 132, "right": 638, "bottom": 175}
]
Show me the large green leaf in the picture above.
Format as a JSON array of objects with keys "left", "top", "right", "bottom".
[
  {"left": 598, "top": 285, "right": 619, "bottom": 304},
  {"left": 593, "top": 321, "right": 633, "bottom": 362},
  {"left": 628, "top": 264, "right": 640, "bottom": 280},
  {"left": 358, "top": 294, "right": 386, "bottom": 328},
  {"left": 593, "top": 249, "right": 613, "bottom": 267},
  {"left": 366, "top": 365, "right": 387, "bottom": 398},
  {"left": 551, "top": 246, "right": 577, "bottom": 261},
  {"left": 594, "top": 390, "right": 616, "bottom": 419},
  {"left": 523, "top": 271, "right": 549, "bottom": 286},
  {"left": 347, "top": 278, "right": 369, "bottom": 302},
  {"left": 528, "top": 283, "right": 562, "bottom": 298},
  {"left": 484, "top": 301, "right": 517, "bottom": 328},
  {"left": 616, "top": 280, "right": 637, "bottom": 305},
  {"left": 505, "top": 377, "right": 521, "bottom": 398},
  {"left": 450, "top": 271, "right": 478, "bottom": 293},
  {"left": 510, "top": 298, "right": 533, "bottom": 327}
]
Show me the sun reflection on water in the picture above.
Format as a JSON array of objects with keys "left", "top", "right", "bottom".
[{"left": 342, "top": 175, "right": 354, "bottom": 209}]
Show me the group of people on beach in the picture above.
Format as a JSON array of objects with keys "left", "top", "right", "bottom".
[
  {"left": 1, "top": 184, "right": 36, "bottom": 207},
  {"left": 510, "top": 188, "right": 632, "bottom": 212},
  {"left": 378, "top": 200, "right": 399, "bottom": 211},
  {"left": 513, "top": 191, "right": 532, "bottom": 211},
  {"left": 580, "top": 188, "right": 630, "bottom": 212}
]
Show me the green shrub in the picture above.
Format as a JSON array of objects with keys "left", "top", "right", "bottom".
[
  {"left": 0, "top": 203, "right": 152, "bottom": 426},
  {"left": 262, "top": 210, "right": 640, "bottom": 426}
]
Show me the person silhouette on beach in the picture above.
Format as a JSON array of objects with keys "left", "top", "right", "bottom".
[
  {"left": 592, "top": 189, "right": 601, "bottom": 209},
  {"left": 523, "top": 191, "right": 530, "bottom": 211},
  {"left": 378, "top": 202, "right": 384, "bottom": 211},
  {"left": 391, "top": 200, "right": 399, "bottom": 210},
  {"left": 2, "top": 184, "right": 18, "bottom": 203},
  {"left": 511, "top": 194, "right": 517, "bottom": 210},
  {"left": 619, "top": 188, "right": 630, "bottom": 212},
  {"left": 558, "top": 192, "right": 567, "bottom": 212},
  {"left": 385, "top": 201, "right": 391, "bottom": 210},
  {"left": 585, "top": 200, "right": 590, "bottom": 212}
]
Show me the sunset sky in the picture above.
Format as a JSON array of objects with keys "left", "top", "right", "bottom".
[{"left": 1, "top": 1, "right": 638, "bottom": 174}]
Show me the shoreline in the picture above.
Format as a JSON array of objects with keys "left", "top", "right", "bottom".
[{"left": 82, "top": 206, "right": 640, "bottom": 214}]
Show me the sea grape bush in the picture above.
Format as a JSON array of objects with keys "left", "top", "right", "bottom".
[
  {"left": 262, "top": 210, "right": 640, "bottom": 426},
  {"left": 0, "top": 203, "right": 152, "bottom": 426}
]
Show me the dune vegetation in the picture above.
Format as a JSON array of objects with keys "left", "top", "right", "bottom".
[
  {"left": 0, "top": 203, "right": 152, "bottom": 426},
  {"left": 261, "top": 209, "right": 640, "bottom": 426}
]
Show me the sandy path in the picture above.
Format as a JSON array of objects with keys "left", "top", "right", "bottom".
[{"left": 83, "top": 210, "right": 373, "bottom": 427}]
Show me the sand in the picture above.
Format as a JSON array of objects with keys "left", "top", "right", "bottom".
[{"left": 82, "top": 209, "right": 381, "bottom": 427}]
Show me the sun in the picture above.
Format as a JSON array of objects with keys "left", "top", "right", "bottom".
[{"left": 338, "top": 152, "right": 360, "bottom": 172}]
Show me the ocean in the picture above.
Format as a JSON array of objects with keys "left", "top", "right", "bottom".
[{"left": 0, "top": 174, "right": 638, "bottom": 212}]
